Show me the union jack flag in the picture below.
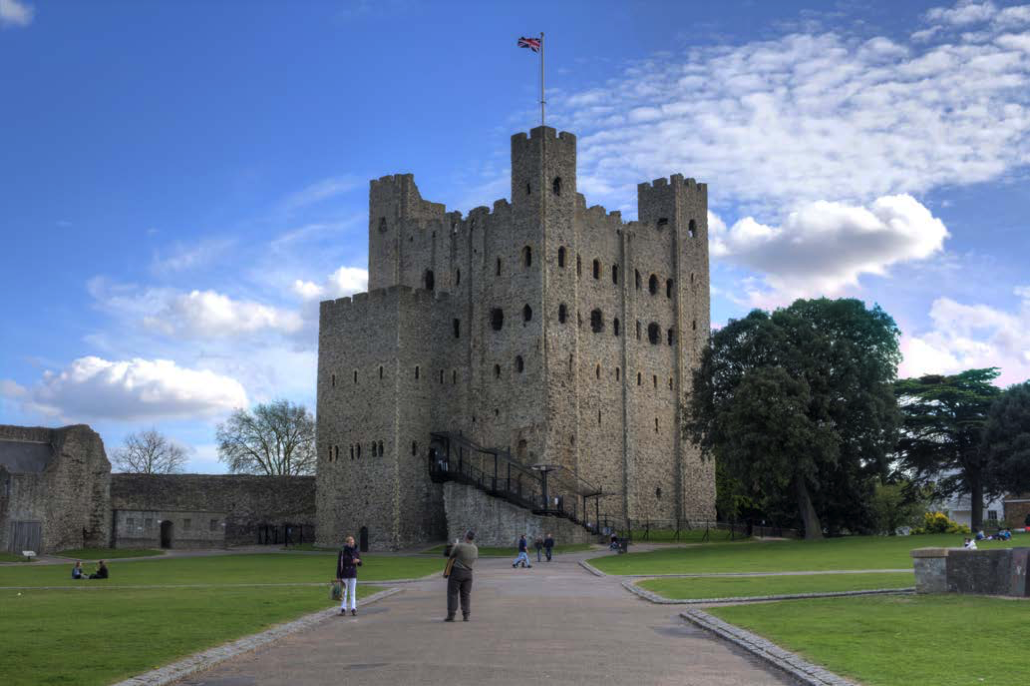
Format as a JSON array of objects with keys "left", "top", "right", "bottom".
[{"left": 518, "top": 36, "right": 541, "bottom": 52}]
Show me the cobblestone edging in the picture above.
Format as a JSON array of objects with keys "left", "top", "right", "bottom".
[
  {"left": 624, "top": 580, "right": 915, "bottom": 604},
  {"left": 578, "top": 560, "right": 606, "bottom": 577},
  {"left": 110, "top": 587, "right": 403, "bottom": 686},
  {"left": 680, "top": 608, "right": 858, "bottom": 686}
]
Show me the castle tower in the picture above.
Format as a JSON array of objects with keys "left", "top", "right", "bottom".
[{"left": 316, "top": 127, "right": 715, "bottom": 551}]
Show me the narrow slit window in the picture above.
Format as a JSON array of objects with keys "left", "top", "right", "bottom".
[
  {"left": 455, "top": 269, "right": 461, "bottom": 286},
  {"left": 577, "top": 255, "right": 582, "bottom": 276},
  {"left": 424, "top": 269, "right": 435, "bottom": 291},
  {"left": 688, "top": 219, "right": 697, "bottom": 238},
  {"left": 558, "top": 246, "right": 566, "bottom": 268},
  {"left": 595, "top": 364, "right": 601, "bottom": 379},
  {"left": 590, "top": 309, "right": 604, "bottom": 333},
  {"left": 612, "top": 264, "right": 618, "bottom": 284},
  {"left": 613, "top": 318, "right": 620, "bottom": 336},
  {"left": 496, "top": 257, "right": 502, "bottom": 276},
  {"left": 592, "top": 259, "right": 600, "bottom": 280},
  {"left": 657, "top": 217, "right": 669, "bottom": 230},
  {"left": 494, "top": 364, "right": 501, "bottom": 379},
  {"left": 666, "top": 279, "right": 673, "bottom": 298},
  {"left": 523, "top": 245, "right": 533, "bottom": 267},
  {"left": 353, "top": 370, "right": 358, "bottom": 384},
  {"left": 558, "top": 303, "right": 567, "bottom": 323},
  {"left": 515, "top": 355, "right": 524, "bottom": 373},
  {"left": 523, "top": 304, "right": 533, "bottom": 322},
  {"left": 415, "top": 366, "right": 420, "bottom": 380},
  {"left": 649, "top": 274, "right": 658, "bottom": 295},
  {"left": 667, "top": 328, "right": 675, "bottom": 346},
  {"left": 553, "top": 177, "right": 562, "bottom": 196},
  {"left": 635, "top": 270, "right": 641, "bottom": 290},
  {"left": 491, "top": 308, "right": 504, "bottom": 331},
  {"left": 453, "top": 318, "right": 460, "bottom": 338}
]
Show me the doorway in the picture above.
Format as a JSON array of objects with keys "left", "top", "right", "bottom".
[
  {"left": 160, "top": 520, "right": 173, "bottom": 549},
  {"left": 359, "top": 526, "right": 369, "bottom": 552}
]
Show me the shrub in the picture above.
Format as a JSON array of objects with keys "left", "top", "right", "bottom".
[{"left": 912, "top": 511, "right": 971, "bottom": 535}]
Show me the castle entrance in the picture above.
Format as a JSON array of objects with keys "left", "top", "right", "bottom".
[
  {"left": 160, "top": 520, "right": 173, "bottom": 548},
  {"left": 359, "top": 526, "right": 369, "bottom": 552}
]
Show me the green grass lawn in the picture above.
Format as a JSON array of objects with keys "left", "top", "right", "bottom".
[
  {"left": 0, "top": 552, "right": 32, "bottom": 563},
  {"left": 710, "top": 594, "right": 1029, "bottom": 686},
  {"left": 0, "top": 585, "right": 375, "bottom": 686},
  {"left": 278, "top": 543, "right": 336, "bottom": 552},
  {"left": 591, "top": 533, "right": 1027, "bottom": 575},
  {"left": 630, "top": 527, "right": 750, "bottom": 543},
  {"left": 0, "top": 552, "right": 441, "bottom": 587},
  {"left": 639, "top": 572, "right": 914, "bottom": 599},
  {"left": 55, "top": 548, "right": 164, "bottom": 560},
  {"left": 421, "top": 543, "right": 597, "bottom": 557}
]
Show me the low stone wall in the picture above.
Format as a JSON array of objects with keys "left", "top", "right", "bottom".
[
  {"left": 912, "top": 547, "right": 1030, "bottom": 597},
  {"left": 442, "top": 481, "right": 594, "bottom": 547},
  {"left": 111, "top": 474, "right": 316, "bottom": 548}
]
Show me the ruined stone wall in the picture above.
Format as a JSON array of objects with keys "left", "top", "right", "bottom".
[
  {"left": 0, "top": 424, "right": 111, "bottom": 553},
  {"left": 110, "top": 474, "right": 315, "bottom": 548}
]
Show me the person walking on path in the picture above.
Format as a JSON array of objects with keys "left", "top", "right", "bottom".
[
  {"left": 445, "top": 530, "right": 478, "bottom": 622},
  {"left": 512, "top": 533, "right": 532, "bottom": 568},
  {"left": 544, "top": 533, "right": 554, "bottom": 561},
  {"left": 533, "top": 535, "right": 544, "bottom": 563},
  {"left": 336, "top": 536, "right": 362, "bottom": 616}
]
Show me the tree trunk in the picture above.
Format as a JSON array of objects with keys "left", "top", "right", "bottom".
[
  {"left": 969, "top": 471, "right": 984, "bottom": 532},
  {"left": 795, "top": 477, "right": 823, "bottom": 540}
]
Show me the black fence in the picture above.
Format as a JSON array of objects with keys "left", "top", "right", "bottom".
[{"left": 256, "top": 523, "right": 310, "bottom": 546}]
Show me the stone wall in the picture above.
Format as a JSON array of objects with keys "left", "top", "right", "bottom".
[
  {"left": 1003, "top": 495, "right": 1030, "bottom": 529},
  {"left": 443, "top": 482, "right": 594, "bottom": 547},
  {"left": 0, "top": 424, "right": 111, "bottom": 553},
  {"left": 111, "top": 474, "right": 315, "bottom": 549},
  {"left": 912, "top": 547, "right": 1030, "bottom": 597}
]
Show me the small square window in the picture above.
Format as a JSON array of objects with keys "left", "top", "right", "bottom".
[
  {"left": 127, "top": 517, "right": 135, "bottom": 528},
  {"left": 210, "top": 519, "right": 219, "bottom": 532},
  {"left": 183, "top": 518, "right": 192, "bottom": 530},
  {"left": 144, "top": 518, "right": 153, "bottom": 529}
]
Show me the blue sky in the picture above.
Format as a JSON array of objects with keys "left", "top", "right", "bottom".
[{"left": 2, "top": 0, "right": 1029, "bottom": 472}]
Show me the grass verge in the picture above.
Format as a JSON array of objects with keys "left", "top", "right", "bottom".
[
  {"left": 709, "top": 594, "right": 1029, "bottom": 686},
  {"left": 0, "top": 552, "right": 32, "bottom": 563},
  {"left": 591, "top": 533, "right": 1026, "bottom": 575},
  {"left": 639, "top": 572, "right": 914, "bottom": 599},
  {"left": 55, "top": 548, "right": 164, "bottom": 560},
  {"left": 630, "top": 528, "right": 751, "bottom": 543},
  {"left": 0, "top": 552, "right": 441, "bottom": 587},
  {"left": 421, "top": 543, "right": 597, "bottom": 557},
  {"left": 0, "top": 585, "right": 375, "bottom": 686}
]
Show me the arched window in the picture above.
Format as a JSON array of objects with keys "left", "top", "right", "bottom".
[
  {"left": 453, "top": 318, "right": 460, "bottom": 338},
  {"left": 648, "top": 274, "right": 658, "bottom": 295},
  {"left": 558, "top": 303, "right": 567, "bottom": 323},
  {"left": 592, "top": 259, "right": 600, "bottom": 280},
  {"left": 666, "top": 279, "right": 673, "bottom": 298},
  {"left": 590, "top": 309, "right": 604, "bottom": 333},
  {"left": 648, "top": 322, "right": 660, "bottom": 345},
  {"left": 523, "top": 304, "right": 533, "bottom": 322},
  {"left": 494, "top": 364, "right": 501, "bottom": 379},
  {"left": 424, "top": 269, "right": 435, "bottom": 291},
  {"left": 558, "top": 246, "right": 566, "bottom": 268},
  {"left": 635, "top": 269, "right": 641, "bottom": 290},
  {"left": 515, "top": 355, "right": 524, "bottom": 373},
  {"left": 490, "top": 308, "right": 504, "bottom": 331},
  {"left": 553, "top": 177, "right": 562, "bottom": 196},
  {"left": 688, "top": 219, "right": 697, "bottom": 238},
  {"left": 612, "top": 265, "right": 618, "bottom": 284},
  {"left": 522, "top": 245, "right": 533, "bottom": 267},
  {"left": 496, "top": 257, "right": 502, "bottom": 276},
  {"left": 613, "top": 318, "right": 620, "bottom": 336}
]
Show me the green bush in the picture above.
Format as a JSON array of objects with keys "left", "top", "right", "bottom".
[{"left": 912, "top": 511, "right": 971, "bottom": 535}]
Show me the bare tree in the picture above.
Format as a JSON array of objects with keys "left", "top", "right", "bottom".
[
  {"left": 216, "top": 399, "right": 316, "bottom": 476},
  {"left": 112, "top": 429, "right": 190, "bottom": 474}
]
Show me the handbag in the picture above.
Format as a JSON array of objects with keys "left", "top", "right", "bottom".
[
  {"left": 330, "top": 580, "right": 343, "bottom": 601},
  {"left": 443, "top": 557, "right": 455, "bottom": 578}
]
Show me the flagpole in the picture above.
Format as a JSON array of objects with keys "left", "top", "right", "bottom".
[{"left": 540, "top": 32, "right": 545, "bottom": 127}]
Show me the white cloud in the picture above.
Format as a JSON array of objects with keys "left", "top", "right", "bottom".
[
  {"left": 927, "top": 1, "right": 998, "bottom": 26},
  {"left": 151, "top": 238, "right": 236, "bottom": 275},
  {"left": 0, "top": 0, "right": 33, "bottom": 28},
  {"left": 551, "top": 9, "right": 1030, "bottom": 213},
  {"left": 711, "top": 195, "right": 948, "bottom": 301},
  {"left": 143, "top": 290, "right": 304, "bottom": 338},
  {"left": 3, "top": 357, "right": 248, "bottom": 421},
  {"left": 900, "top": 287, "right": 1030, "bottom": 384},
  {"left": 292, "top": 266, "right": 368, "bottom": 302},
  {"left": 281, "top": 175, "right": 362, "bottom": 211}
]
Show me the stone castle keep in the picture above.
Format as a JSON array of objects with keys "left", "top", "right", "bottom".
[{"left": 316, "top": 126, "right": 715, "bottom": 550}]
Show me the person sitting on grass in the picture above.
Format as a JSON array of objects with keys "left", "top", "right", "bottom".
[
  {"left": 71, "top": 561, "right": 85, "bottom": 579},
  {"left": 609, "top": 534, "right": 620, "bottom": 551},
  {"left": 963, "top": 538, "right": 977, "bottom": 550},
  {"left": 88, "top": 560, "right": 109, "bottom": 579}
]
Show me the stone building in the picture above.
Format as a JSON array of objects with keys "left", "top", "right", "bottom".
[
  {"left": 0, "top": 424, "right": 111, "bottom": 554},
  {"left": 316, "top": 126, "right": 716, "bottom": 550},
  {"left": 110, "top": 473, "right": 316, "bottom": 549}
]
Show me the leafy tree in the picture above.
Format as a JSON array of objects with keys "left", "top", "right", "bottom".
[
  {"left": 983, "top": 381, "right": 1030, "bottom": 496},
  {"left": 869, "top": 481, "right": 929, "bottom": 535},
  {"left": 111, "top": 428, "right": 189, "bottom": 474},
  {"left": 689, "top": 298, "right": 902, "bottom": 539},
  {"left": 216, "top": 399, "right": 316, "bottom": 476},
  {"left": 895, "top": 368, "right": 1001, "bottom": 531}
]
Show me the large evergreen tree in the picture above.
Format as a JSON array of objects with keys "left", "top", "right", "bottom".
[
  {"left": 983, "top": 381, "right": 1030, "bottom": 497},
  {"left": 688, "top": 298, "right": 901, "bottom": 539},
  {"left": 895, "top": 368, "right": 1001, "bottom": 531}
]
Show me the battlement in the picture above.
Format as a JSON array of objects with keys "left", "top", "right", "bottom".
[
  {"left": 320, "top": 283, "right": 453, "bottom": 319},
  {"left": 638, "top": 174, "right": 706, "bottom": 193},
  {"left": 511, "top": 126, "right": 577, "bottom": 146}
]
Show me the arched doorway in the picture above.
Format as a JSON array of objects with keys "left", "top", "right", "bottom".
[
  {"left": 160, "top": 520, "right": 173, "bottom": 549},
  {"left": 359, "top": 526, "right": 369, "bottom": 553}
]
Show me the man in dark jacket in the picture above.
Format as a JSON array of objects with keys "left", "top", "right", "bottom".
[
  {"left": 335, "top": 536, "right": 362, "bottom": 616},
  {"left": 446, "top": 530, "right": 478, "bottom": 622},
  {"left": 512, "top": 533, "right": 532, "bottom": 568},
  {"left": 88, "top": 560, "right": 109, "bottom": 579},
  {"left": 544, "top": 533, "right": 554, "bottom": 561}
]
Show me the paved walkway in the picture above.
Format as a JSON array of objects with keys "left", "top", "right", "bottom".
[{"left": 177, "top": 551, "right": 794, "bottom": 686}]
